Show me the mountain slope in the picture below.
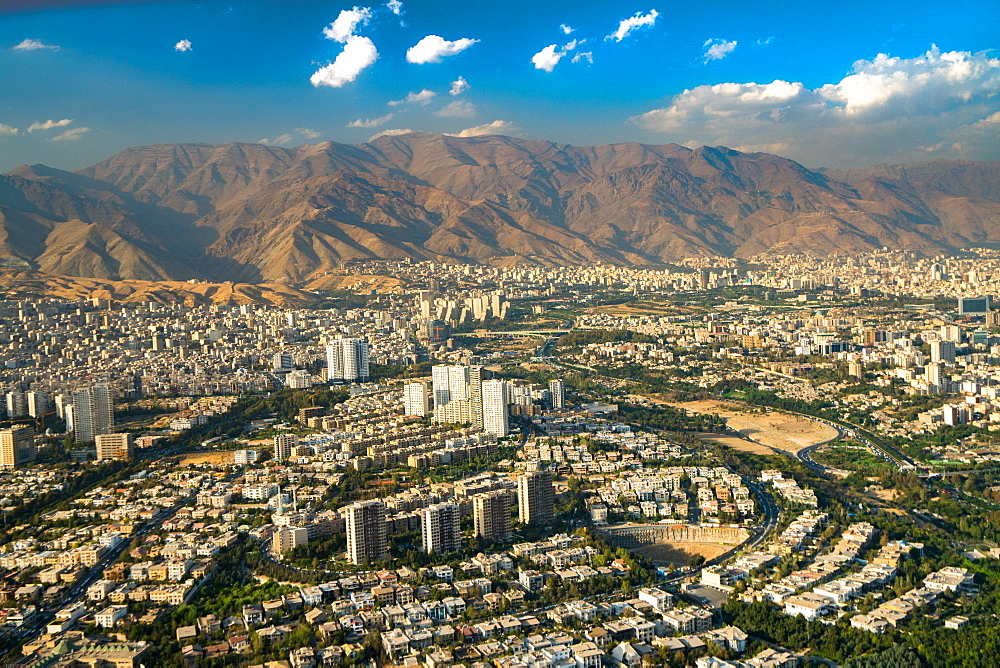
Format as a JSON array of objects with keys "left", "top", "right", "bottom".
[{"left": 0, "top": 133, "right": 997, "bottom": 281}]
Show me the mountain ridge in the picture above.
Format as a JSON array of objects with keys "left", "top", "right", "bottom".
[{"left": 0, "top": 132, "right": 997, "bottom": 282}]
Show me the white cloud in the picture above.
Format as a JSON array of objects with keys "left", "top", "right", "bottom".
[
  {"left": 631, "top": 46, "right": 1000, "bottom": 167},
  {"left": 572, "top": 51, "right": 593, "bottom": 65},
  {"left": 447, "top": 120, "right": 519, "bottom": 137},
  {"left": 817, "top": 47, "right": 1000, "bottom": 116},
  {"left": 174, "top": 39, "right": 192, "bottom": 52},
  {"left": 310, "top": 35, "right": 379, "bottom": 88},
  {"left": 756, "top": 36, "right": 775, "bottom": 46},
  {"left": 973, "top": 111, "right": 1000, "bottom": 128},
  {"left": 12, "top": 38, "right": 59, "bottom": 51},
  {"left": 560, "top": 24, "right": 575, "bottom": 35},
  {"left": 28, "top": 119, "right": 72, "bottom": 132},
  {"left": 406, "top": 35, "right": 478, "bottom": 64},
  {"left": 449, "top": 76, "right": 469, "bottom": 96},
  {"left": 386, "top": 0, "right": 403, "bottom": 15},
  {"left": 703, "top": 38, "right": 737, "bottom": 62},
  {"left": 0, "top": 123, "right": 19, "bottom": 136},
  {"left": 435, "top": 100, "right": 476, "bottom": 118},
  {"left": 261, "top": 129, "right": 321, "bottom": 144},
  {"left": 531, "top": 39, "right": 580, "bottom": 72},
  {"left": 368, "top": 128, "right": 417, "bottom": 141},
  {"left": 388, "top": 89, "right": 436, "bottom": 106},
  {"left": 347, "top": 114, "right": 394, "bottom": 128},
  {"left": 531, "top": 45, "right": 564, "bottom": 73},
  {"left": 606, "top": 10, "right": 658, "bottom": 42},
  {"left": 50, "top": 127, "right": 90, "bottom": 141},
  {"left": 322, "top": 6, "right": 372, "bottom": 43}
]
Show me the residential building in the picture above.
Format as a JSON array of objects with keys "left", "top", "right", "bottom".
[
  {"left": 274, "top": 434, "right": 297, "bottom": 461},
  {"left": 346, "top": 500, "right": 388, "bottom": 565},
  {"left": 518, "top": 470, "right": 554, "bottom": 526},
  {"left": 95, "top": 433, "right": 134, "bottom": 461},
  {"left": 73, "top": 384, "right": 114, "bottom": 443},
  {"left": 931, "top": 340, "right": 956, "bottom": 364},
  {"left": 273, "top": 527, "right": 310, "bottom": 555},
  {"left": 0, "top": 426, "right": 35, "bottom": 469},
  {"left": 403, "top": 382, "right": 431, "bottom": 417},
  {"left": 421, "top": 503, "right": 461, "bottom": 555},
  {"left": 481, "top": 379, "right": 510, "bottom": 437},
  {"left": 549, "top": 379, "right": 565, "bottom": 410},
  {"left": 473, "top": 490, "right": 512, "bottom": 540},
  {"left": 326, "top": 338, "right": 370, "bottom": 383}
]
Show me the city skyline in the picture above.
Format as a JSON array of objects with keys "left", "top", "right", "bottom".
[{"left": 1, "top": 253, "right": 1000, "bottom": 665}]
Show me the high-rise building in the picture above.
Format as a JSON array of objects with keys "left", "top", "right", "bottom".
[
  {"left": 403, "top": 382, "right": 431, "bottom": 417},
  {"left": 473, "top": 490, "right": 512, "bottom": 540},
  {"left": 931, "top": 340, "right": 957, "bottom": 364},
  {"left": 346, "top": 500, "right": 388, "bottom": 565},
  {"left": 944, "top": 404, "right": 971, "bottom": 426},
  {"left": 5, "top": 391, "right": 26, "bottom": 418},
  {"left": 926, "top": 363, "right": 942, "bottom": 388},
  {"left": 518, "top": 470, "right": 554, "bottom": 526},
  {"left": 0, "top": 426, "right": 35, "bottom": 469},
  {"left": 54, "top": 394, "right": 70, "bottom": 419},
  {"left": 431, "top": 365, "right": 454, "bottom": 408},
  {"left": 549, "top": 379, "right": 565, "bottom": 410},
  {"left": 939, "top": 325, "right": 962, "bottom": 342},
  {"left": 481, "top": 379, "right": 509, "bottom": 437},
  {"left": 432, "top": 364, "right": 475, "bottom": 424},
  {"left": 273, "top": 434, "right": 297, "bottom": 461},
  {"left": 95, "top": 433, "right": 134, "bottom": 461},
  {"left": 272, "top": 353, "right": 294, "bottom": 370},
  {"left": 469, "top": 365, "right": 485, "bottom": 430},
  {"left": 420, "top": 502, "right": 462, "bottom": 555},
  {"left": 72, "top": 384, "right": 114, "bottom": 444},
  {"left": 64, "top": 404, "right": 75, "bottom": 433},
  {"left": 326, "top": 338, "right": 370, "bottom": 383},
  {"left": 27, "top": 391, "right": 49, "bottom": 419}
]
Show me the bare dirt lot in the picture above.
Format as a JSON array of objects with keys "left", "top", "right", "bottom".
[
  {"left": 632, "top": 542, "right": 731, "bottom": 565},
  {"left": 696, "top": 433, "right": 774, "bottom": 455},
  {"left": 172, "top": 452, "right": 235, "bottom": 466},
  {"left": 659, "top": 399, "right": 838, "bottom": 455}
]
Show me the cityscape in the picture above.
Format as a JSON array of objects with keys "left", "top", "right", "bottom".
[
  {"left": 1, "top": 0, "right": 998, "bottom": 666},
  {"left": 0, "top": 252, "right": 997, "bottom": 668}
]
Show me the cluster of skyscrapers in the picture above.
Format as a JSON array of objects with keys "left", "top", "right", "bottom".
[
  {"left": 2, "top": 384, "right": 115, "bottom": 465},
  {"left": 325, "top": 338, "right": 370, "bottom": 383},
  {"left": 403, "top": 365, "right": 510, "bottom": 437},
  {"left": 342, "top": 470, "right": 554, "bottom": 564}
]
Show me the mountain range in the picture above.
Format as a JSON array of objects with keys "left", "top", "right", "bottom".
[{"left": 1, "top": 132, "right": 998, "bottom": 283}]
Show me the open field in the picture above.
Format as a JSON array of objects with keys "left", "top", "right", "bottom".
[
  {"left": 172, "top": 452, "right": 236, "bottom": 466},
  {"left": 653, "top": 398, "right": 838, "bottom": 455},
  {"left": 587, "top": 301, "right": 677, "bottom": 317},
  {"left": 696, "top": 433, "right": 774, "bottom": 455},
  {"left": 632, "top": 542, "right": 731, "bottom": 566}
]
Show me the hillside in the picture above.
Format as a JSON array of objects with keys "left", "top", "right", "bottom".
[{"left": 0, "top": 133, "right": 996, "bottom": 282}]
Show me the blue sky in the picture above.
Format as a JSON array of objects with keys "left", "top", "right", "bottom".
[{"left": 0, "top": 0, "right": 997, "bottom": 171}]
